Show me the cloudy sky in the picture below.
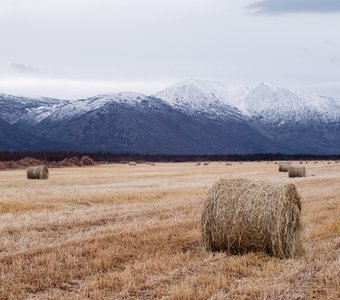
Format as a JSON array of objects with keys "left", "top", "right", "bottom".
[{"left": 0, "top": 0, "right": 339, "bottom": 98}]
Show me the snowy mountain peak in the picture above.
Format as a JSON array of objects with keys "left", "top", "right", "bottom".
[
  {"left": 153, "top": 79, "right": 244, "bottom": 119},
  {"left": 154, "top": 79, "right": 340, "bottom": 125}
]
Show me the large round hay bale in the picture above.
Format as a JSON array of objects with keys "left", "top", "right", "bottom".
[
  {"left": 288, "top": 166, "right": 306, "bottom": 178},
  {"left": 27, "top": 166, "right": 49, "bottom": 180},
  {"left": 279, "top": 162, "right": 290, "bottom": 172},
  {"left": 201, "top": 178, "right": 303, "bottom": 258}
]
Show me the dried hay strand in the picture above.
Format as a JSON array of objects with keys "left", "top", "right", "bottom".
[
  {"left": 27, "top": 165, "right": 49, "bottom": 180},
  {"left": 288, "top": 166, "right": 306, "bottom": 178},
  {"left": 201, "top": 178, "right": 303, "bottom": 259},
  {"left": 279, "top": 162, "right": 290, "bottom": 172}
]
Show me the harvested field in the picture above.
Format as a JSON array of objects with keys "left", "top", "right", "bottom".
[{"left": 0, "top": 162, "right": 339, "bottom": 299}]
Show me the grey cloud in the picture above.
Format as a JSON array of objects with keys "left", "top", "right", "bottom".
[
  {"left": 0, "top": 1, "right": 339, "bottom": 99},
  {"left": 11, "top": 63, "right": 42, "bottom": 75},
  {"left": 247, "top": 0, "right": 340, "bottom": 14}
]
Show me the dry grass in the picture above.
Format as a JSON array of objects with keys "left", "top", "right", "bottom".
[{"left": 0, "top": 162, "right": 339, "bottom": 299}]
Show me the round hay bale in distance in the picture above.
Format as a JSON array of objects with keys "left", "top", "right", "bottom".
[
  {"left": 27, "top": 166, "right": 49, "bottom": 180},
  {"left": 288, "top": 166, "right": 306, "bottom": 178},
  {"left": 201, "top": 178, "right": 303, "bottom": 259},
  {"left": 279, "top": 162, "right": 290, "bottom": 172}
]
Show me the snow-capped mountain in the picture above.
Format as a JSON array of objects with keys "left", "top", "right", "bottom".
[
  {"left": 156, "top": 79, "right": 340, "bottom": 153},
  {"left": 0, "top": 80, "right": 339, "bottom": 154},
  {"left": 155, "top": 79, "right": 340, "bottom": 125}
]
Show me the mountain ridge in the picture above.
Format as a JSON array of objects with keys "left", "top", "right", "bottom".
[{"left": 1, "top": 80, "right": 339, "bottom": 154}]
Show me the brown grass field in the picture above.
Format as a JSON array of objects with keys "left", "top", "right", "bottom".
[{"left": 0, "top": 162, "right": 339, "bottom": 299}]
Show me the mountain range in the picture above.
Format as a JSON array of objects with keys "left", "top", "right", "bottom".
[{"left": 1, "top": 79, "right": 339, "bottom": 154}]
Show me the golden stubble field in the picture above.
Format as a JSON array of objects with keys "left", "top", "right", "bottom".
[{"left": 0, "top": 162, "right": 339, "bottom": 299}]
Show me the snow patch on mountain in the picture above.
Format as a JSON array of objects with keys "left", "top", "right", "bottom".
[{"left": 0, "top": 94, "right": 62, "bottom": 124}]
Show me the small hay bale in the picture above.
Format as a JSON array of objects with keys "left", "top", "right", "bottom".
[
  {"left": 195, "top": 162, "right": 201, "bottom": 166},
  {"left": 279, "top": 162, "right": 290, "bottom": 172},
  {"left": 201, "top": 178, "right": 303, "bottom": 259},
  {"left": 288, "top": 166, "right": 306, "bottom": 178},
  {"left": 129, "top": 162, "right": 136, "bottom": 166},
  {"left": 203, "top": 162, "right": 209, "bottom": 166},
  {"left": 225, "top": 162, "right": 232, "bottom": 166},
  {"left": 27, "top": 166, "right": 49, "bottom": 180}
]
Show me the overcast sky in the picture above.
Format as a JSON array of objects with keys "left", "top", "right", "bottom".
[{"left": 0, "top": 0, "right": 339, "bottom": 99}]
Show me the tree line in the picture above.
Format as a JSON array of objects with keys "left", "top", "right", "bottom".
[{"left": 0, "top": 151, "right": 339, "bottom": 163}]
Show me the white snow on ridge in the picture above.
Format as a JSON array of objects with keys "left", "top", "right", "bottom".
[
  {"left": 154, "top": 79, "right": 340, "bottom": 125},
  {"left": 35, "top": 92, "right": 150, "bottom": 122},
  {"left": 6, "top": 92, "right": 149, "bottom": 124}
]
